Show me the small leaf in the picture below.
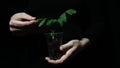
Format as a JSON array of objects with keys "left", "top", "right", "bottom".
[
  {"left": 58, "top": 13, "right": 67, "bottom": 27},
  {"left": 37, "top": 18, "right": 42, "bottom": 22},
  {"left": 66, "top": 9, "right": 77, "bottom": 15},
  {"left": 46, "top": 19, "right": 57, "bottom": 27},
  {"left": 52, "top": 19, "right": 57, "bottom": 23},
  {"left": 38, "top": 18, "right": 47, "bottom": 27},
  {"left": 57, "top": 18, "right": 63, "bottom": 27},
  {"left": 46, "top": 19, "right": 53, "bottom": 27},
  {"left": 60, "top": 13, "right": 67, "bottom": 22}
]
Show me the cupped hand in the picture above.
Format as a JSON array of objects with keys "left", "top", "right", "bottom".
[{"left": 45, "top": 38, "right": 90, "bottom": 64}]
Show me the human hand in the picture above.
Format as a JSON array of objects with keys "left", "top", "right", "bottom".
[
  {"left": 9, "top": 12, "right": 36, "bottom": 36},
  {"left": 45, "top": 38, "right": 90, "bottom": 64}
]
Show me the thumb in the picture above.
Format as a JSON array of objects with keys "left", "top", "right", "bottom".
[{"left": 60, "top": 41, "right": 73, "bottom": 51}]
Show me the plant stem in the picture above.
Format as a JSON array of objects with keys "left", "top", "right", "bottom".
[{"left": 50, "top": 30, "right": 55, "bottom": 40}]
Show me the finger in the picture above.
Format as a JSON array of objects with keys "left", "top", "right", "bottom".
[
  {"left": 45, "top": 57, "right": 64, "bottom": 64},
  {"left": 12, "top": 13, "right": 36, "bottom": 21},
  {"left": 10, "top": 27, "right": 21, "bottom": 32},
  {"left": 58, "top": 46, "right": 77, "bottom": 62},
  {"left": 10, "top": 20, "right": 36, "bottom": 28},
  {"left": 17, "top": 16, "right": 36, "bottom": 21},
  {"left": 45, "top": 47, "right": 77, "bottom": 64},
  {"left": 17, "top": 17, "right": 36, "bottom": 21},
  {"left": 60, "top": 41, "right": 74, "bottom": 51},
  {"left": 9, "top": 28, "right": 28, "bottom": 36}
]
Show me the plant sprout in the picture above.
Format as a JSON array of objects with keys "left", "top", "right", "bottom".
[
  {"left": 37, "top": 9, "right": 77, "bottom": 28},
  {"left": 37, "top": 9, "right": 77, "bottom": 39}
]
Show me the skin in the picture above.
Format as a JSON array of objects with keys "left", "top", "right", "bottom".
[
  {"left": 45, "top": 38, "right": 90, "bottom": 64},
  {"left": 9, "top": 12, "right": 36, "bottom": 36},
  {"left": 9, "top": 12, "right": 91, "bottom": 64}
]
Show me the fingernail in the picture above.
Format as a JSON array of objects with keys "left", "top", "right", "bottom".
[
  {"left": 60, "top": 46, "right": 63, "bottom": 50},
  {"left": 32, "top": 17, "right": 36, "bottom": 19}
]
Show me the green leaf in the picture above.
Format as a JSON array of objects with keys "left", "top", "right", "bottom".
[
  {"left": 60, "top": 13, "right": 67, "bottom": 22},
  {"left": 66, "top": 9, "right": 77, "bottom": 15},
  {"left": 46, "top": 19, "right": 57, "bottom": 27},
  {"left": 38, "top": 18, "right": 47, "bottom": 27},
  {"left": 52, "top": 19, "right": 57, "bottom": 23},
  {"left": 57, "top": 19, "right": 63, "bottom": 27},
  {"left": 58, "top": 13, "right": 67, "bottom": 27}
]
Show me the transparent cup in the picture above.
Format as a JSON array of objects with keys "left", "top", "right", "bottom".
[{"left": 45, "top": 32, "right": 63, "bottom": 60}]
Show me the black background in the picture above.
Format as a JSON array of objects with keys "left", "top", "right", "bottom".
[{"left": 0, "top": 0, "right": 120, "bottom": 68}]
